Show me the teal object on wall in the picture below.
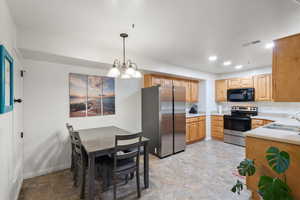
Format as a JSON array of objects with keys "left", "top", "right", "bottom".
[{"left": 0, "top": 45, "right": 14, "bottom": 114}]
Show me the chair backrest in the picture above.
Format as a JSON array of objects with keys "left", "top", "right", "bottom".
[
  {"left": 71, "top": 131, "right": 83, "bottom": 155},
  {"left": 114, "top": 133, "right": 142, "bottom": 169},
  {"left": 66, "top": 123, "right": 74, "bottom": 133}
]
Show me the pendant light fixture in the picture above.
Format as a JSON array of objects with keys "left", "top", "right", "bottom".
[{"left": 107, "top": 33, "right": 142, "bottom": 79}]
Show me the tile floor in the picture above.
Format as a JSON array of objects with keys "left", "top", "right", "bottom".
[{"left": 18, "top": 140, "right": 251, "bottom": 200}]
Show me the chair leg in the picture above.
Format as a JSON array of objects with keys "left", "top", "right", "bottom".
[
  {"left": 130, "top": 172, "right": 134, "bottom": 180},
  {"left": 113, "top": 174, "right": 117, "bottom": 200},
  {"left": 136, "top": 169, "right": 141, "bottom": 198},
  {"left": 74, "top": 163, "right": 78, "bottom": 187},
  {"left": 71, "top": 154, "right": 74, "bottom": 172},
  {"left": 80, "top": 166, "right": 86, "bottom": 199}
]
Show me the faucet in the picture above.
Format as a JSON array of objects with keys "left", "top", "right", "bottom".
[{"left": 290, "top": 111, "right": 300, "bottom": 122}]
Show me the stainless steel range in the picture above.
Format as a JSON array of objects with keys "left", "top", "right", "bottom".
[{"left": 224, "top": 106, "right": 258, "bottom": 147}]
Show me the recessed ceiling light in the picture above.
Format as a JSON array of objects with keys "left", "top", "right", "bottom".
[
  {"left": 208, "top": 55, "right": 218, "bottom": 61},
  {"left": 223, "top": 61, "right": 232, "bottom": 66},
  {"left": 235, "top": 65, "right": 243, "bottom": 69},
  {"left": 265, "top": 42, "right": 275, "bottom": 49}
]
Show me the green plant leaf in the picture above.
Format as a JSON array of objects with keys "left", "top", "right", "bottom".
[
  {"left": 258, "top": 176, "right": 293, "bottom": 200},
  {"left": 231, "top": 180, "right": 244, "bottom": 195},
  {"left": 266, "top": 147, "right": 290, "bottom": 174},
  {"left": 237, "top": 159, "right": 256, "bottom": 176}
]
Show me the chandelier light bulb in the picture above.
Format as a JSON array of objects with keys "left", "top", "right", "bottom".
[
  {"left": 121, "top": 73, "right": 131, "bottom": 79},
  {"left": 107, "top": 67, "right": 120, "bottom": 77},
  {"left": 133, "top": 70, "right": 142, "bottom": 78},
  {"left": 125, "top": 66, "right": 136, "bottom": 76}
]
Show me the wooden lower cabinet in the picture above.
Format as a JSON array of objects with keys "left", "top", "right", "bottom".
[
  {"left": 186, "top": 116, "right": 206, "bottom": 144},
  {"left": 246, "top": 137, "right": 300, "bottom": 200},
  {"left": 211, "top": 115, "right": 224, "bottom": 140},
  {"left": 251, "top": 118, "right": 274, "bottom": 129}
]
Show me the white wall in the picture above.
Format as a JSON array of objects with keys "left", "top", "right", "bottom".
[
  {"left": 216, "top": 66, "right": 272, "bottom": 80},
  {"left": 22, "top": 57, "right": 219, "bottom": 178},
  {"left": 23, "top": 59, "right": 142, "bottom": 178},
  {"left": 0, "top": 0, "right": 23, "bottom": 200},
  {"left": 216, "top": 67, "right": 300, "bottom": 114}
]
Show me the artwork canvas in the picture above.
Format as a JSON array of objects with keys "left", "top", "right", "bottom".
[
  {"left": 69, "top": 73, "right": 87, "bottom": 117},
  {"left": 69, "top": 73, "right": 115, "bottom": 117},
  {"left": 102, "top": 77, "right": 115, "bottom": 115},
  {"left": 87, "top": 76, "right": 102, "bottom": 116}
]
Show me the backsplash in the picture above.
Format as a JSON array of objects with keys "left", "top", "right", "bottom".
[{"left": 217, "top": 102, "right": 300, "bottom": 115}]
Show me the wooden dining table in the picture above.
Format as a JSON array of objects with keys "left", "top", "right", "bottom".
[{"left": 77, "top": 126, "right": 150, "bottom": 200}]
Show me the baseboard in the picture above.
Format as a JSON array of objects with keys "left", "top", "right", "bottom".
[
  {"left": 13, "top": 178, "right": 23, "bottom": 200},
  {"left": 24, "top": 164, "right": 70, "bottom": 179}
]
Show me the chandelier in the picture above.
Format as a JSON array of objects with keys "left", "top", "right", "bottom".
[{"left": 107, "top": 33, "right": 142, "bottom": 79}]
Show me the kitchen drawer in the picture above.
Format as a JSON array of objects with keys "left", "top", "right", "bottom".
[
  {"left": 252, "top": 119, "right": 264, "bottom": 126},
  {"left": 263, "top": 120, "right": 274, "bottom": 125},
  {"left": 186, "top": 117, "right": 199, "bottom": 123},
  {"left": 211, "top": 115, "right": 224, "bottom": 121}
]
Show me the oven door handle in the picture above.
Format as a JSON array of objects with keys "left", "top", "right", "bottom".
[{"left": 224, "top": 116, "right": 250, "bottom": 121}]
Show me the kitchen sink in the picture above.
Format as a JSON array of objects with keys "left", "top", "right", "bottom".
[{"left": 264, "top": 123, "right": 300, "bottom": 134}]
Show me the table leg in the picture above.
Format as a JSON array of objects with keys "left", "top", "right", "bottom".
[
  {"left": 88, "top": 153, "right": 95, "bottom": 200},
  {"left": 143, "top": 142, "right": 149, "bottom": 188}
]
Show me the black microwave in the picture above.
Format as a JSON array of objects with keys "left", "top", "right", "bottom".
[{"left": 227, "top": 88, "right": 255, "bottom": 102}]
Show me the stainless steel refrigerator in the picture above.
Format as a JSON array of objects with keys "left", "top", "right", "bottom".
[{"left": 142, "top": 86, "right": 186, "bottom": 158}]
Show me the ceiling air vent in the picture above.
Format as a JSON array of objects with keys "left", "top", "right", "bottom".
[{"left": 242, "top": 40, "right": 261, "bottom": 47}]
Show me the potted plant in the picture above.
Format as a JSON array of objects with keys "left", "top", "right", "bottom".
[{"left": 231, "top": 146, "right": 293, "bottom": 200}]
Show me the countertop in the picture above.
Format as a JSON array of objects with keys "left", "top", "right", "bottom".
[
  {"left": 186, "top": 112, "right": 206, "bottom": 118},
  {"left": 245, "top": 113, "right": 300, "bottom": 146},
  {"left": 210, "top": 111, "right": 230, "bottom": 116}
]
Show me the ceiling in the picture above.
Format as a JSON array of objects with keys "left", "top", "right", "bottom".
[{"left": 7, "top": 0, "right": 300, "bottom": 74}]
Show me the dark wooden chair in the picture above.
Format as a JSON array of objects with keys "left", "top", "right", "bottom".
[
  {"left": 70, "top": 131, "right": 88, "bottom": 199},
  {"left": 67, "top": 125, "right": 110, "bottom": 199},
  {"left": 66, "top": 123, "right": 75, "bottom": 172},
  {"left": 103, "top": 133, "right": 142, "bottom": 200}
]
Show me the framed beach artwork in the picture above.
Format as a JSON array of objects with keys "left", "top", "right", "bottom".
[
  {"left": 87, "top": 75, "right": 102, "bottom": 116},
  {"left": 0, "top": 45, "right": 14, "bottom": 114},
  {"left": 102, "top": 77, "right": 115, "bottom": 115},
  {"left": 69, "top": 73, "right": 115, "bottom": 117},
  {"left": 69, "top": 73, "right": 87, "bottom": 117}
]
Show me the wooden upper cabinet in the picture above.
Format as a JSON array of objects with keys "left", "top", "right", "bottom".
[
  {"left": 273, "top": 33, "right": 300, "bottom": 101},
  {"left": 254, "top": 74, "right": 272, "bottom": 101},
  {"left": 144, "top": 74, "right": 199, "bottom": 103},
  {"left": 228, "top": 78, "right": 241, "bottom": 89},
  {"left": 215, "top": 80, "right": 228, "bottom": 102},
  {"left": 172, "top": 79, "right": 182, "bottom": 87},
  {"left": 228, "top": 77, "right": 253, "bottom": 89},
  {"left": 152, "top": 76, "right": 162, "bottom": 86},
  {"left": 185, "top": 81, "right": 191, "bottom": 103},
  {"left": 162, "top": 78, "right": 172, "bottom": 88},
  {"left": 190, "top": 81, "right": 199, "bottom": 103},
  {"left": 240, "top": 77, "right": 254, "bottom": 88}
]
